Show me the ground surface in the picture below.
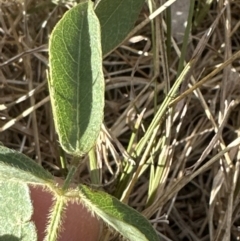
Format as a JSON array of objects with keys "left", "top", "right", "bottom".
[{"left": 1, "top": 1, "right": 240, "bottom": 241}]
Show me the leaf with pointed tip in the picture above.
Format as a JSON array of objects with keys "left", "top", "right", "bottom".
[
  {"left": 0, "top": 181, "right": 37, "bottom": 241},
  {"left": 49, "top": 1, "right": 104, "bottom": 156},
  {"left": 0, "top": 145, "right": 54, "bottom": 185},
  {"left": 79, "top": 184, "right": 159, "bottom": 241},
  {"left": 95, "top": 0, "right": 145, "bottom": 55}
]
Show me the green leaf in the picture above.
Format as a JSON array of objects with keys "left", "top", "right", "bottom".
[
  {"left": 79, "top": 185, "right": 159, "bottom": 241},
  {"left": 0, "top": 145, "right": 54, "bottom": 185},
  {"left": 0, "top": 181, "right": 37, "bottom": 241},
  {"left": 95, "top": 0, "right": 145, "bottom": 55},
  {"left": 49, "top": 1, "right": 104, "bottom": 156}
]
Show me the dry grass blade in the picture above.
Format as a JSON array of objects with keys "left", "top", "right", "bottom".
[{"left": 1, "top": 1, "right": 240, "bottom": 241}]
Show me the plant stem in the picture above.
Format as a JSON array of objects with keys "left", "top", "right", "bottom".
[
  {"left": 89, "top": 149, "right": 100, "bottom": 185},
  {"left": 62, "top": 156, "right": 79, "bottom": 191},
  {"left": 44, "top": 196, "right": 65, "bottom": 241}
]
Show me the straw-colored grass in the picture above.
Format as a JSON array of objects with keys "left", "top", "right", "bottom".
[{"left": 1, "top": 0, "right": 240, "bottom": 240}]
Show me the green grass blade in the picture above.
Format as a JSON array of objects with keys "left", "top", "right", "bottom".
[
  {"left": 176, "top": 0, "right": 195, "bottom": 76},
  {"left": 136, "top": 61, "right": 192, "bottom": 157},
  {"left": 118, "top": 61, "right": 193, "bottom": 201}
]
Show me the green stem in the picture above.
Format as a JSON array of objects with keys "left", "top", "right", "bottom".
[
  {"left": 89, "top": 149, "right": 100, "bottom": 185},
  {"left": 44, "top": 196, "right": 65, "bottom": 241},
  {"left": 62, "top": 156, "right": 79, "bottom": 191},
  {"left": 59, "top": 146, "right": 68, "bottom": 177}
]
